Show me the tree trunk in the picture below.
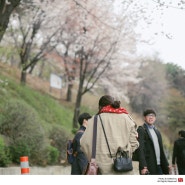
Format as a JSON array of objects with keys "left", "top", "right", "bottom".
[
  {"left": 66, "top": 83, "right": 73, "bottom": 102},
  {"left": 20, "top": 69, "right": 27, "bottom": 85},
  {"left": 38, "top": 61, "right": 45, "bottom": 78},
  {"left": 72, "top": 80, "right": 83, "bottom": 128},
  {"left": 73, "top": 91, "right": 82, "bottom": 128},
  {"left": 0, "top": 0, "right": 21, "bottom": 42}
]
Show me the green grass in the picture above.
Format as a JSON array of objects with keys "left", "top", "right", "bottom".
[
  {"left": 0, "top": 69, "right": 126, "bottom": 136},
  {"left": 0, "top": 74, "right": 74, "bottom": 136}
]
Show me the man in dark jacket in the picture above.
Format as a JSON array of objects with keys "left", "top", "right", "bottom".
[
  {"left": 172, "top": 130, "right": 185, "bottom": 175},
  {"left": 71, "top": 112, "right": 92, "bottom": 175},
  {"left": 137, "top": 109, "right": 170, "bottom": 175}
]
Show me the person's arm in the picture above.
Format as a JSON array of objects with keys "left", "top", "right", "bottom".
[
  {"left": 128, "top": 118, "right": 139, "bottom": 153},
  {"left": 141, "top": 167, "right": 149, "bottom": 175},
  {"left": 137, "top": 126, "right": 149, "bottom": 175},
  {"left": 172, "top": 141, "right": 177, "bottom": 165}
]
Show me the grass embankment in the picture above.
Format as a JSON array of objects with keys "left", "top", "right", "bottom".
[{"left": 0, "top": 62, "right": 98, "bottom": 134}]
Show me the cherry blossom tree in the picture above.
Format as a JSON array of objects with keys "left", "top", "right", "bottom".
[
  {"left": 3, "top": 1, "right": 68, "bottom": 85},
  {"left": 53, "top": 0, "right": 140, "bottom": 128}
]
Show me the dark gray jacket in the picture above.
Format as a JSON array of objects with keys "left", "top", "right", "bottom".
[
  {"left": 137, "top": 123, "right": 169, "bottom": 175},
  {"left": 172, "top": 137, "right": 185, "bottom": 174}
]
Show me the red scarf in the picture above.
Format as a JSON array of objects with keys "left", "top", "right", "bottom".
[{"left": 99, "top": 105, "right": 128, "bottom": 114}]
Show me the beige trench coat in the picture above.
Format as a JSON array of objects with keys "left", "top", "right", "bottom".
[{"left": 80, "top": 113, "right": 139, "bottom": 175}]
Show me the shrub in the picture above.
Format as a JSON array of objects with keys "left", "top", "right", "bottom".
[
  {"left": 0, "top": 136, "right": 11, "bottom": 167},
  {"left": 49, "top": 126, "right": 71, "bottom": 161},
  {"left": 9, "top": 142, "right": 31, "bottom": 164},
  {"left": 46, "top": 145, "right": 59, "bottom": 165},
  {"left": 0, "top": 99, "right": 46, "bottom": 165}
]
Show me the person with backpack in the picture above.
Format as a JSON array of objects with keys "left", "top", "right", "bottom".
[
  {"left": 137, "top": 109, "right": 170, "bottom": 175},
  {"left": 70, "top": 112, "right": 92, "bottom": 175},
  {"left": 172, "top": 130, "right": 185, "bottom": 175}
]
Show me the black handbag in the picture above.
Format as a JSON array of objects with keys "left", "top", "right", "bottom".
[
  {"left": 99, "top": 115, "right": 133, "bottom": 172},
  {"left": 113, "top": 147, "right": 133, "bottom": 172}
]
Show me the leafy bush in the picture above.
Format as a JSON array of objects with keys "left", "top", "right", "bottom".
[
  {"left": 49, "top": 126, "right": 72, "bottom": 161},
  {"left": 0, "top": 99, "right": 46, "bottom": 165},
  {"left": 46, "top": 145, "right": 59, "bottom": 165},
  {"left": 0, "top": 136, "right": 11, "bottom": 167},
  {"left": 9, "top": 142, "right": 31, "bottom": 164}
]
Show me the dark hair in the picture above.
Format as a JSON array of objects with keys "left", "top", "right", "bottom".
[
  {"left": 98, "top": 95, "right": 120, "bottom": 109},
  {"left": 78, "top": 113, "right": 92, "bottom": 125},
  {"left": 143, "top": 109, "right": 156, "bottom": 117},
  {"left": 179, "top": 130, "right": 185, "bottom": 138}
]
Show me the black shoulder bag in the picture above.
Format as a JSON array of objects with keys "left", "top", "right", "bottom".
[{"left": 99, "top": 115, "right": 133, "bottom": 172}]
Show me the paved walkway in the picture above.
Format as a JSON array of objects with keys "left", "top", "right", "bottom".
[
  {"left": 0, "top": 165, "right": 71, "bottom": 175},
  {"left": 1, "top": 162, "right": 177, "bottom": 175}
]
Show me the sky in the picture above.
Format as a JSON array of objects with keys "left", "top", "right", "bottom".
[
  {"left": 134, "top": 0, "right": 185, "bottom": 70},
  {"left": 114, "top": 0, "right": 185, "bottom": 70}
]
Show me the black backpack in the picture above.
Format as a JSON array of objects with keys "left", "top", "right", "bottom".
[{"left": 66, "top": 130, "right": 84, "bottom": 164}]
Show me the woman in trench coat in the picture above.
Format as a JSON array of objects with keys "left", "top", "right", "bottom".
[{"left": 80, "top": 95, "right": 139, "bottom": 175}]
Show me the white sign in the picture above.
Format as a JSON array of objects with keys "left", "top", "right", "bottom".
[{"left": 50, "top": 73, "right": 62, "bottom": 89}]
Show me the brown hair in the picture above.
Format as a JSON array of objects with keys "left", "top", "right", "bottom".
[{"left": 98, "top": 95, "right": 120, "bottom": 109}]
